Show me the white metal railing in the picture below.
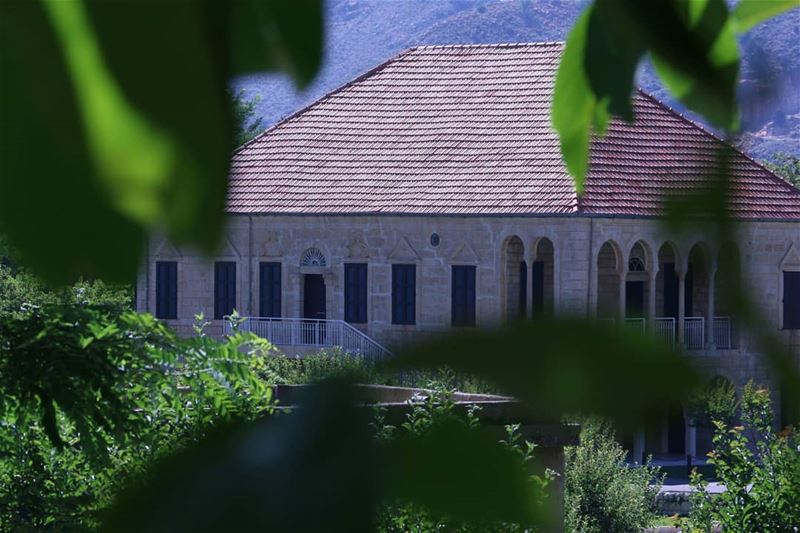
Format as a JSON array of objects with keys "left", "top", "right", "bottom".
[
  {"left": 623, "top": 317, "right": 646, "bottom": 334},
  {"left": 713, "top": 316, "right": 733, "bottom": 349},
  {"left": 684, "top": 317, "right": 705, "bottom": 350},
  {"left": 224, "top": 317, "right": 393, "bottom": 361},
  {"left": 654, "top": 317, "right": 675, "bottom": 348}
]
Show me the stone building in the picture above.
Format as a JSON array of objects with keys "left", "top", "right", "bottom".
[{"left": 137, "top": 43, "right": 800, "bottom": 459}]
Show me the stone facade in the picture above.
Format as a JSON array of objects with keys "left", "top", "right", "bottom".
[{"left": 138, "top": 213, "right": 800, "bottom": 455}]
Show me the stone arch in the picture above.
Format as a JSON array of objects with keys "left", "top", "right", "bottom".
[
  {"left": 625, "top": 240, "right": 653, "bottom": 319},
  {"left": 656, "top": 242, "right": 681, "bottom": 319},
  {"left": 502, "top": 235, "right": 526, "bottom": 321},
  {"left": 686, "top": 242, "right": 711, "bottom": 318},
  {"left": 596, "top": 240, "right": 623, "bottom": 319},
  {"left": 531, "top": 237, "right": 555, "bottom": 318},
  {"left": 715, "top": 242, "right": 740, "bottom": 316}
]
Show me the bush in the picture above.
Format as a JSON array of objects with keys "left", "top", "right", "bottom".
[
  {"left": 564, "top": 419, "right": 663, "bottom": 533},
  {"left": 0, "top": 306, "right": 274, "bottom": 531},
  {"left": 690, "top": 382, "right": 800, "bottom": 532},
  {"left": 373, "top": 385, "right": 550, "bottom": 532}
]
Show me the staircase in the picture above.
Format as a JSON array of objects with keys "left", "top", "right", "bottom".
[{"left": 224, "top": 317, "right": 393, "bottom": 361}]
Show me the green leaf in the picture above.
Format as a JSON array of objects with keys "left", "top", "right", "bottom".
[
  {"left": 552, "top": 9, "right": 604, "bottom": 193},
  {"left": 0, "top": 0, "right": 324, "bottom": 285},
  {"left": 0, "top": 0, "right": 143, "bottom": 284},
  {"left": 389, "top": 319, "right": 701, "bottom": 428},
  {"left": 230, "top": 0, "right": 324, "bottom": 88},
  {"left": 102, "top": 382, "right": 381, "bottom": 532},
  {"left": 732, "top": 0, "right": 798, "bottom": 33},
  {"left": 385, "top": 419, "right": 548, "bottom": 527}
]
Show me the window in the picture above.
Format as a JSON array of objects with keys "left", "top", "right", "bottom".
[
  {"left": 392, "top": 264, "right": 416, "bottom": 325},
  {"left": 531, "top": 260, "right": 544, "bottom": 318},
  {"left": 451, "top": 265, "right": 476, "bottom": 327},
  {"left": 155, "top": 261, "right": 177, "bottom": 319},
  {"left": 345, "top": 263, "right": 368, "bottom": 323},
  {"left": 214, "top": 261, "right": 236, "bottom": 319},
  {"left": 259, "top": 262, "right": 281, "bottom": 317},
  {"left": 784, "top": 271, "right": 800, "bottom": 329}
]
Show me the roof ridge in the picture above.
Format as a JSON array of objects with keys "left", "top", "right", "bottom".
[
  {"left": 232, "top": 47, "right": 417, "bottom": 155},
  {"left": 635, "top": 89, "right": 800, "bottom": 199},
  {"left": 407, "top": 42, "right": 565, "bottom": 51}
]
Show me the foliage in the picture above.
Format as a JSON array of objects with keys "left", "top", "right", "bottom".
[
  {"left": 690, "top": 382, "right": 800, "bottom": 532},
  {"left": 0, "top": 261, "right": 132, "bottom": 319},
  {"left": 552, "top": 0, "right": 796, "bottom": 189},
  {"left": 231, "top": 88, "right": 264, "bottom": 148},
  {"left": 763, "top": 152, "right": 800, "bottom": 187},
  {"left": 374, "top": 386, "right": 550, "bottom": 532},
  {"left": 564, "top": 419, "right": 663, "bottom": 533},
  {"left": 0, "top": 306, "right": 274, "bottom": 531},
  {"left": 686, "top": 376, "right": 739, "bottom": 428}
]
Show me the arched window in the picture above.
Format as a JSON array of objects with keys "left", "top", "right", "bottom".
[
  {"left": 301, "top": 248, "right": 327, "bottom": 267},
  {"left": 628, "top": 256, "right": 645, "bottom": 272}
]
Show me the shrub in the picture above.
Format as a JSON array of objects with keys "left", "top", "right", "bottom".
[
  {"left": 374, "top": 385, "right": 550, "bottom": 532},
  {"left": 690, "top": 382, "right": 800, "bottom": 532},
  {"left": 0, "top": 306, "right": 274, "bottom": 531},
  {"left": 564, "top": 419, "right": 663, "bottom": 533}
]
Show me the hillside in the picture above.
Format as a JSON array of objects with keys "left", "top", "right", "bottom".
[{"left": 232, "top": 0, "right": 799, "bottom": 161}]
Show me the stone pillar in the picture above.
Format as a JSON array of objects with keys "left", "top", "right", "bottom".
[
  {"left": 678, "top": 271, "right": 686, "bottom": 345},
  {"left": 686, "top": 424, "right": 697, "bottom": 459},
  {"left": 706, "top": 269, "right": 716, "bottom": 349},
  {"left": 648, "top": 272, "right": 657, "bottom": 334},
  {"left": 633, "top": 430, "right": 646, "bottom": 465},
  {"left": 526, "top": 259, "right": 534, "bottom": 319},
  {"left": 619, "top": 272, "right": 627, "bottom": 321}
]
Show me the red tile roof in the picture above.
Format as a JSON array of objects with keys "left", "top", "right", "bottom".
[{"left": 228, "top": 43, "right": 800, "bottom": 220}]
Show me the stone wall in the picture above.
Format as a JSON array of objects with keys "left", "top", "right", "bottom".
[{"left": 137, "top": 214, "right": 800, "bottom": 399}]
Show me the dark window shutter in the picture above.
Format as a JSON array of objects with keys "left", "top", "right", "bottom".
[
  {"left": 259, "top": 262, "right": 281, "bottom": 317},
  {"left": 392, "top": 264, "right": 416, "bottom": 325},
  {"left": 531, "top": 261, "right": 544, "bottom": 318},
  {"left": 155, "top": 261, "right": 177, "bottom": 319},
  {"left": 784, "top": 271, "right": 800, "bottom": 329},
  {"left": 452, "top": 265, "right": 476, "bottom": 327},
  {"left": 214, "top": 262, "right": 236, "bottom": 319},
  {"left": 345, "top": 263, "right": 368, "bottom": 323}
]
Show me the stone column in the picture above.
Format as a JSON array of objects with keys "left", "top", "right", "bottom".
[
  {"left": 678, "top": 271, "right": 686, "bottom": 345},
  {"left": 686, "top": 424, "right": 697, "bottom": 459},
  {"left": 706, "top": 269, "right": 716, "bottom": 349},
  {"left": 648, "top": 272, "right": 657, "bottom": 334},
  {"left": 633, "top": 430, "right": 646, "bottom": 465},
  {"left": 619, "top": 272, "right": 627, "bottom": 321}
]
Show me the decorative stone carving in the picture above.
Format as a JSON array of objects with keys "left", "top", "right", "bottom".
[
  {"left": 450, "top": 242, "right": 480, "bottom": 264},
  {"left": 388, "top": 236, "right": 420, "bottom": 261},
  {"left": 259, "top": 231, "right": 282, "bottom": 257},
  {"left": 346, "top": 231, "right": 369, "bottom": 259},
  {"left": 301, "top": 247, "right": 327, "bottom": 267}
]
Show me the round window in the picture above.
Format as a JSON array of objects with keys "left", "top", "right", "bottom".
[{"left": 430, "top": 233, "right": 441, "bottom": 247}]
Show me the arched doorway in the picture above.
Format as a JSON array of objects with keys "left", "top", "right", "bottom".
[
  {"left": 596, "top": 241, "right": 622, "bottom": 319},
  {"left": 532, "top": 238, "right": 555, "bottom": 318},
  {"left": 686, "top": 244, "right": 710, "bottom": 349},
  {"left": 503, "top": 236, "right": 526, "bottom": 321},
  {"left": 625, "top": 241, "right": 650, "bottom": 321},
  {"left": 715, "top": 243, "right": 740, "bottom": 349}
]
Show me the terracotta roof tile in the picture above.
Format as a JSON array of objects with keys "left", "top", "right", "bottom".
[{"left": 228, "top": 43, "right": 800, "bottom": 220}]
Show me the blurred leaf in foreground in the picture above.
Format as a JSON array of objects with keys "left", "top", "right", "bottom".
[
  {"left": 389, "top": 318, "right": 701, "bottom": 429},
  {"left": 0, "top": 0, "right": 323, "bottom": 285},
  {"left": 552, "top": 0, "right": 796, "bottom": 190}
]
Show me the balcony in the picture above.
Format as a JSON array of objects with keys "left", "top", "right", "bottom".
[{"left": 597, "top": 316, "right": 736, "bottom": 351}]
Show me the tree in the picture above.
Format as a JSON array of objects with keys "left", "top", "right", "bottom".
[
  {"left": 231, "top": 88, "right": 264, "bottom": 148},
  {"left": 763, "top": 152, "right": 800, "bottom": 188}
]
